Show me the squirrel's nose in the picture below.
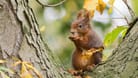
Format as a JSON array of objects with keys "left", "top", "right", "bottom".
[
  {"left": 70, "top": 29, "right": 76, "bottom": 35},
  {"left": 70, "top": 31, "right": 75, "bottom": 35}
]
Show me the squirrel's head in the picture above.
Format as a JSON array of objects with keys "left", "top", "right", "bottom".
[{"left": 69, "top": 9, "right": 91, "bottom": 40}]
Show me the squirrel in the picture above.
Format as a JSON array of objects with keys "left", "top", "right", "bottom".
[{"left": 68, "top": 9, "right": 104, "bottom": 77}]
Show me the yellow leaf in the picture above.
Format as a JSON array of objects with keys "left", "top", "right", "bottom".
[
  {"left": 26, "top": 63, "right": 42, "bottom": 78},
  {"left": 96, "top": 0, "right": 106, "bottom": 14},
  {"left": 21, "top": 63, "right": 27, "bottom": 75},
  {"left": 108, "top": 0, "right": 115, "bottom": 6},
  {"left": 102, "top": 55, "right": 107, "bottom": 61},
  {"left": 108, "top": 6, "right": 113, "bottom": 14},
  {"left": 89, "top": 10, "right": 95, "bottom": 18},
  {"left": 12, "top": 56, "right": 20, "bottom": 61},
  {"left": 83, "top": 0, "right": 98, "bottom": 17},
  {"left": 13, "top": 61, "right": 21, "bottom": 66},
  {"left": 108, "top": 0, "right": 115, "bottom": 14},
  {"left": 21, "top": 63, "right": 33, "bottom": 78},
  {"left": 0, "top": 60, "right": 6, "bottom": 63},
  {"left": 83, "top": 0, "right": 98, "bottom": 11},
  {"left": 84, "top": 75, "right": 91, "bottom": 78},
  {"left": 40, "top": 25, "right": 46, "bottom": 32}
]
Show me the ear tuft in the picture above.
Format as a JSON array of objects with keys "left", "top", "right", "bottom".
[{"left": 77, "top": 9, "right": 90, "bottom": 20}]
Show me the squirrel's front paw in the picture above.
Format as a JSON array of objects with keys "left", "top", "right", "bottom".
[
  {"left": 86, "top": 64, "right": 95, "bottom": 71},
  {"left": 67, "top": 69, "right": 83, "bottom": 76}
]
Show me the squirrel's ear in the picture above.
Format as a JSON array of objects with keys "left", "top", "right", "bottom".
[
  {"left": 77, "top": 9, "right": 90, "bottom": 20},
  {"left": 82, "top": 9, "right": 90, "bottom": 23},
  {"left": 84, "top": 10, "right": 90, "bottom": 21},
  {"left": 77, "top": 10, "right": 83, "bottom": 19}
]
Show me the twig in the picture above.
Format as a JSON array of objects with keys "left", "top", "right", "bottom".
[
  {"left": 122, "top": 0, "right": 135, "bottom": 19},
  {"left": 113, "top": 6, "right": 129, "bottom": 25},
  {"left": 114, "top": 6, "right": 125, "bottom": 18},
  {"left": 95, "top": 17, "right": 125, "bottom": 19},
  {"left": 36, "top": 0, "right": 66, "bottom": 7},
  {"left": 122, "top": 0, "right": 137, "bottom": 39},
  {"left": 124, "top": 16, "right": 129, "bottom": 25}
]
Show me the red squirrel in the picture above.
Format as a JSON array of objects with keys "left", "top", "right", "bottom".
[{"left": 68, "top": 9, "right": 104, "bottom": 76}]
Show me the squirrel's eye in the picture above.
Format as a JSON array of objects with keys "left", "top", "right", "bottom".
[{"left": 78, "top": 24, "right": 83, "bottom": 28}]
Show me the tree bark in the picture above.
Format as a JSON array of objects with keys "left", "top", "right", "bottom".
[
  {"left": 0, "top": 0, "right": 138, "bottom": 78},
  {"left": 0, "top": 0, "right": 71, "bottom": 78}
]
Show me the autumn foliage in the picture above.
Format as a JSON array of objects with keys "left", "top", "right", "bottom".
[{"left": 83, "top": 0, "right": 115, "bottom": 17}]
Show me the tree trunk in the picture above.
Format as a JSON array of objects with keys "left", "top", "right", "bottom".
[
  {"left": 90, "top": 22, "right": 138, "bottom": 78},
  {"left": 0, "top": 0, "right": 71, "bottom": 78},
  {"left": 0, "top": 0, "right": 138, "bottom": 78}
]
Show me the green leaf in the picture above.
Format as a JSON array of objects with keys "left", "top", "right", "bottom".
[
  {"left": 121, "top": 28, "right": 128, "bottom": 37},
  {"left": 104, "top": 26, "right": 128, "bottom": 47}
]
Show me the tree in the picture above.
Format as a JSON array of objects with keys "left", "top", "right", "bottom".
[
  {"left": 0, "top": 0, "right": 71, "bottom": 78},
  {"left": 0, "top": 0, "right": 138, "bottom": 78}
]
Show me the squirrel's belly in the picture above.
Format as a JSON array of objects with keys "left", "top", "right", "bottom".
[{"left": 72, "top": 52, "right": 93, "bottom": 70}]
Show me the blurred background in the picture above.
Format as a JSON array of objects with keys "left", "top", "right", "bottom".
[{"left": 28, "top": 0, "right": 138, "bottom": 69}]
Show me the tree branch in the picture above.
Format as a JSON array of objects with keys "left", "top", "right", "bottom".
[
  {"left": 124, "top": 17, "right": 138, "bottom": 38},
  {"left": 36, "top": 0, "right": 66, "bottom": 7}
]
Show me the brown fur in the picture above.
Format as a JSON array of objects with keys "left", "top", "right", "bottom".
[{"left": 69, "top": 9, "right": 104, "bottom": 72}]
